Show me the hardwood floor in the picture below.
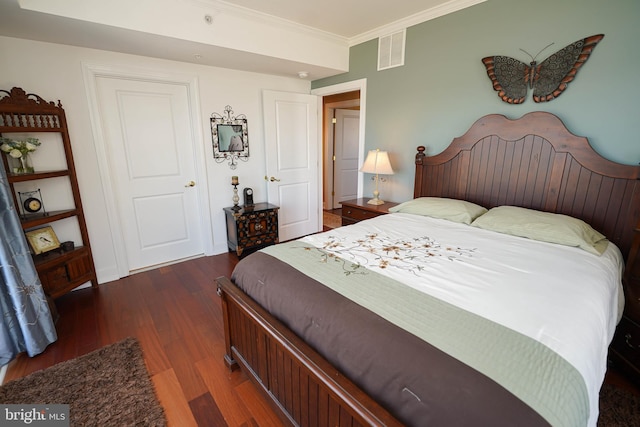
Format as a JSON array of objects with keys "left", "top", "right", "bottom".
[
  {"left": 4, "top": 253, "right": 285, "bottom": 427},
  {"left": 4, "top": 252, "right": 639, "bottom": 426}
]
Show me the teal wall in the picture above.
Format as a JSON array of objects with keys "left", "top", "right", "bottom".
[{"left": 313, "top": 0, "right": 640, "bottom": 203}]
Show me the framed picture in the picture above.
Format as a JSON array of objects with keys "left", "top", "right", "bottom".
[
  {"left": 211, "top": 105, "right": 249, "bottom": 169},
  {"left": 25, "top": 226, "right": 61, "bottom": 255}
]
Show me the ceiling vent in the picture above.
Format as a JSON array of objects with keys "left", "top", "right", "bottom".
[{"left": 378, "top": 29, "right": 406, "bottom": 71}]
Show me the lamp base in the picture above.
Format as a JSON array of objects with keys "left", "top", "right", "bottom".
[{"left": 367, "top": 197, "right": 384, "bottom": 205}]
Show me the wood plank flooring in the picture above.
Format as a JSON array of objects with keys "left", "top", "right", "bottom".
[
  {"left": 4, "top": 251, "right": 639, "bottom": 426},
  {"left": 4, "top": 253, "right": 284, "bottom": 427}
]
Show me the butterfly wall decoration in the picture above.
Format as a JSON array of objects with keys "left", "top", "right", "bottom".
[{"left": 481, "top": 34, "right": 604, "bottom": 104}]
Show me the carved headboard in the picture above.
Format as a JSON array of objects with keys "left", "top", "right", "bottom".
[{"left": 414, "top": 111, "right": 640, "bottom": 260}]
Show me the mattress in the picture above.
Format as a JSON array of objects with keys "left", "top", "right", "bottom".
[{"left": 231, "top": 213, "right": 624, "bottom": 426}]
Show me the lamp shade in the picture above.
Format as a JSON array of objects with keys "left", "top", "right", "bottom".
[{"left": 360, "top": 149, "right": 394, "bottom": 175}]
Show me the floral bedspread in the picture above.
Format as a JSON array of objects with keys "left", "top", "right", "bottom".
[{"left": 300, "top": 231, "right": 475, "bottom": 276}]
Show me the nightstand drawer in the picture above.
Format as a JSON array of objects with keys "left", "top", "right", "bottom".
[
  {"left": 342, "top": 217, "right": 358, "bottom": 226},
  {"left": 238, "top": 211, "right": 276, "bottom": 237},
  {"left": 340, "top": 198, "right": 398, "bottom": 225},
  {"left": 611, "top": 316, "right": 640, "bottom": 381},
  {"left": 342, "top": 206, "right": 381, "bottom": 222},
  {"left": 239, "top": 232, "right": 278, "bottom": 248}
]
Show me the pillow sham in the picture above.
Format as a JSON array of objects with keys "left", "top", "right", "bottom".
[
  {"left": 470, "top": 205, "right": 608, "bottom": 255},
  {"left": 388, "top": 197, "right": 487, "bottom": 224}
]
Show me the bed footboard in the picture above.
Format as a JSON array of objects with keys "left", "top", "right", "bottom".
[{"left": 216, "top": 276, "right": 403, "bottom": 427}]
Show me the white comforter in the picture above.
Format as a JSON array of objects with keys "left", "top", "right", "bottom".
[{"left": 302, "top": 212, "right": 624, "bottom": 427}]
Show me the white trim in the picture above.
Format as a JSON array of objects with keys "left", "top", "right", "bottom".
[
  {"left": 349, "top": 0, "right": 486, "bottom": 46},
  {"left": 81, "top": 62, "right": 213, "bottom": 279},
  {"left": 312, "top": 79, "right": 367, "bottom": 202},
  {"left": 182, "top": 0, "right": 348, "bottom": 45},
  {"left": 323, "top": 99, "right": 360, "bottom": 210},
  {"left": 185, "top": 0, "right": 483, "bottom": 48}
]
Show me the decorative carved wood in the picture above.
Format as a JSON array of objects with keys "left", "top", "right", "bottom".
[{"left": 414, "top": 111, "right": 640, "bottom": 260}]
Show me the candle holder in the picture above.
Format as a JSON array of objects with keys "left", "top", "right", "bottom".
[
  {"left": 231, "top": 176, "right": 240, "bottom": 210},
  {"left": 232, "top": 184, "right": 240, "bottom": 209}
]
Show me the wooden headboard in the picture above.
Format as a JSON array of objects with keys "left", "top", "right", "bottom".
[{"left": 414, "top": 111, "right": 640, "bottom": 260}]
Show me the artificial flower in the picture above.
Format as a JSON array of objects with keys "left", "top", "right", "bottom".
[{"left": 0, "top": 137, "right": 41, "bottom": 158}]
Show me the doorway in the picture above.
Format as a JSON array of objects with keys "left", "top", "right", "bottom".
[
  {"left": 323, "top": 91, "right": 361, "bottom": 210},
  {"left": 320, "top": 89, "right": 362, "bottom": 228}
]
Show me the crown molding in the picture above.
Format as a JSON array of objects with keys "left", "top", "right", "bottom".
[
  {"left": 181, "top": 0, "right": 349, "bottom": 46},
  {"left": 348, "top": 0, "right": 486, "bottom": 47}
]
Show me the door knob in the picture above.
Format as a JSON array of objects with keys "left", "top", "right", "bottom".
[
  {"left": 185, "top": 180, "right": 196, "bottom": 187},
  {"left": 265, "top": 176, "right": 281, "bottom": 182}
]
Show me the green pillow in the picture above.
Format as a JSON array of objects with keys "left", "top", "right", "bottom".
[
  {"left": 389, "top": 197, "right": 488, "bottom": 224},
  {"left": 471, "top": 205, "right": 608, "bottom": 255}
]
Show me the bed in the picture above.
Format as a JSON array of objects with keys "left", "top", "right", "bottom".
[{"left": 216, "top": 111, "right": 640, "bottom": 426}]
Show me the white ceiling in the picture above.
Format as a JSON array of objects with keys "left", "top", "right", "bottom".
[
  {"left": 220, "top": 0, "right": 452, "bottom": 39},
  {"left": 0, "top": 0, "right": 483, "bottom": 79}
]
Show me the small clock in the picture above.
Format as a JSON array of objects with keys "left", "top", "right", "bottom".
[
  {"left": 23, "top": 197, "right": 42, "bottom": 213},
  {"left": 18, "top": 189, "right": 47, "bottom": 218},
  {"left": 243, "top": 187, "right": 254, "bottom": 207}
]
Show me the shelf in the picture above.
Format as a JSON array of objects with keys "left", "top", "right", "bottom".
[
  {"left": 21, "top": 209, "right": 79, "bottom": 230},
  {"left": 8, "top": 169, "right": 69, "bottom": 182}
]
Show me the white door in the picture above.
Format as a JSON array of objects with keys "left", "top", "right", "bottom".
[
  {"left": 95, "top": 78, "right": 204, "bottom": 271},
  {"left": 333, "top": 109, "right": 360, "bottom": 208},
  {"left": 263, "top": 90, "right": 320, "bottom": 242}
]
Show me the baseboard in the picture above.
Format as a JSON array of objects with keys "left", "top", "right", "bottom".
[{"left": 0, "top": 363, "right": 7, "bottom": 385}]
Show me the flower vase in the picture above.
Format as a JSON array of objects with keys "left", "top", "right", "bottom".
[{"left": 14, "top": 153, "right": 34, "bottom": 174}]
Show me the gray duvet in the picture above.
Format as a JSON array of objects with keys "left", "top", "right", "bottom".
[{"left": 231, "top": 250, "right": 551, "bottom": 426}]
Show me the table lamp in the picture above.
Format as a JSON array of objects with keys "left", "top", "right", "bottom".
[{"left": 360, "top": 149, "right": 394, "bottom": 205}]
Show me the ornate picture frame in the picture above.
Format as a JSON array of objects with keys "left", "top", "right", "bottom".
[{"left": 211, "top": 105, "right": 249, "bottom": 169}]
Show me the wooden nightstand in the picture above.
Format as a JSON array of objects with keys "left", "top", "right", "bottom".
[
  {"left": 224, "top": 203, "right": 279, "bottom": 257},
  {"left": 340, "top": 198, "right": 398, "bottom": 226},
  {"left": 610, "top": 225, "right": 640, "bottom": 385}
]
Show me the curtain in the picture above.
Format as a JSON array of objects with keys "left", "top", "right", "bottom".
[{"left": 0, "top": 160, "right": 57, "bottom": 365}]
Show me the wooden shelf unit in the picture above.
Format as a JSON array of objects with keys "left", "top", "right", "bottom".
[{"left": 0, "top": 87, "right": 97, "bottom": 299}]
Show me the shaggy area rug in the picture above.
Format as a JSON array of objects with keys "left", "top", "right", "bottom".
[
  {"left": 0, "top": 337, "right": 166, "bottom": 426},
  {"left": 599, "top": 383, "right": 640, "bottom": 426}
]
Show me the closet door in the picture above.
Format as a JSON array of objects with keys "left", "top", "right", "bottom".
[{"left": 95, "top": 77, "right": 204, "bottom": 272}]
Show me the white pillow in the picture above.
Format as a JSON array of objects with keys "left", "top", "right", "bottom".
[
  {"left": 389, "top": 197, "right": 487, "bottom": 224},
  {"left": 471, "top": 205, "right": 608, "bottom": 255}
]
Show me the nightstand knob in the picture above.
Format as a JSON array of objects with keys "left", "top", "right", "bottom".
[{"left": 625, "top": 333, "right": 637, "bottom": 349}]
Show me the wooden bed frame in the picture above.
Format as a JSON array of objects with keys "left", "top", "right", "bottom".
[{"left": 217, "top": 111, "right": 640, "bottom": 426}]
